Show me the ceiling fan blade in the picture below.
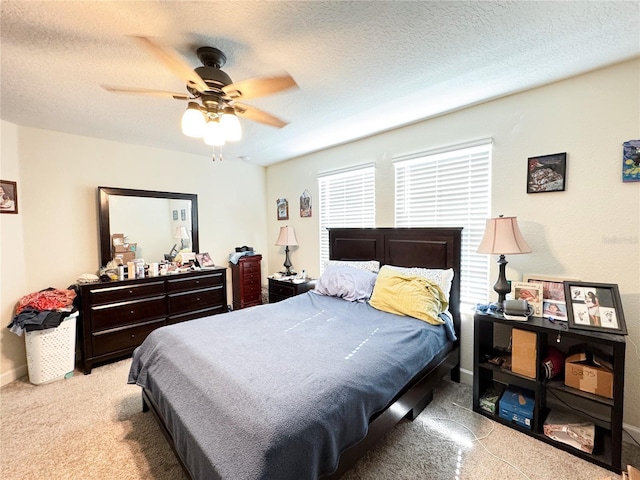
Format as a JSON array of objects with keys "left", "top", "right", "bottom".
[
  {"left": 222, "top": 74, "right": 298, "bottom": 100},
  {"left": 130, "top": 36, "right": 209, "bottom": 93},
  {"left": 234, "top": 102, "right": 288, "bottom": 128},
  {"left": 101, "top": 85, "right": 189, "bottom": 100}
]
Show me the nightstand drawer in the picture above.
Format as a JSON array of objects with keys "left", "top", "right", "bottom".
[{"left": 270, "top": 282, "right": 296, "bottom": 297}]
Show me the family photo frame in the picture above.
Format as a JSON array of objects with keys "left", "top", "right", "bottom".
[
  {"left": 525, "top": 274, "right": 579, "bottom": 321},
  {"left": 0, "top": 180, "right": 18, "bottom": 214},
  {"left": 564, "top": 281, "right": 627, "bottom": 335}
]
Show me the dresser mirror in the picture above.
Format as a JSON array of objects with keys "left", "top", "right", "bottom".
[{"left": 98, "top": 187, "right": 199, "bottom": 267}]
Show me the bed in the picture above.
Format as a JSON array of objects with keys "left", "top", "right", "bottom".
[{"left": 128, "top": 227, "right": 462, "bottom": 479}]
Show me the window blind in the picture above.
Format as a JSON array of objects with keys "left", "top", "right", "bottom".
[
  {"left": 394, "top": 140, "right": 492, "bottom": 306},
  {"left": 317, "top": 164, "right": 376, "bottom": 270}
]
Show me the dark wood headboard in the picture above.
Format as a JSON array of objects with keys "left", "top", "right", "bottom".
[{"left": 328, "top": 227, "right": 462, "bottom": 341}]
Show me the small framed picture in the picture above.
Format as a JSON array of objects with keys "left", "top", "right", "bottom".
[
  {"left": 0, "top": 180, "right": 18, "bottom": 214},
  {"left": 196, "top": 252, "right": 215, "bottom": 267},
  {"left": 511, "top": 281, "right": 543, "bottom": 316},
  {"left": 525, "top": 274, "right": 580, "bottom": 321},
  {"left": 564, "top": 281, "right": 627, "bottom": 335},
  {"left": 622, "top": 139, "right": 640, "bottom": 182},
  {"left": 300, "top": 190, "right": 312, "bottom": 217},
  {"left": 276, "top": 198, "right": 289, "bottom": 220},
  {"left": 527, "top": 152, "right": 567, "bottom": 193}
]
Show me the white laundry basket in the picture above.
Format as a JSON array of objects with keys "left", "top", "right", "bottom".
[{"left": 25, "top": 312, "right": 78, "bottom": 385}]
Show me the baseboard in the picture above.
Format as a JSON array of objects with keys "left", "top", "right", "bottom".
[
  {"left": 623, "top": 422, "right": 640, "bottom": 445},
  {"left": 1, "top": 363, "right": 27, "bottom": 387}
]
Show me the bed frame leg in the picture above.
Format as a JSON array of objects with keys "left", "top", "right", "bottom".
[
  {"left": 407, "top": 388, "right": 433, "bottom": 420},
  {"left": 450, "top": 363, "right": 461, "bottom": 383}
]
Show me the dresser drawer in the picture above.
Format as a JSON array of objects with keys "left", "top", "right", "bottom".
[
  {"left": 168, "top": 286, "right": 225, "bottom": 316},
  {"left": 91, "top": 296, "right": 166, "bottom": 331},
  {"left": 240, "top": 261, "right": 260, "bottom": 274},
  {"left": 91, "top": 319, "right": 165, "bottom": 356},
  {"left": 167, "top": 272, "right": 225, "bottom": 293},
  {"left": 88, "top": 281, "right": 165, "bottom": 305},
  {"left": 242, "top": 272, "right": 261, "bottom": 287}
]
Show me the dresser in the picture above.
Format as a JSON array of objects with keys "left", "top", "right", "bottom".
[
  {"left": 78, "top": 267, "right": 227, "bottom": 373},
  {"left": 268, "top": 277, "right": 315, "bottom": 303},
  {"left": 230, "top": 254, "right": 262, "bottom": 309}
]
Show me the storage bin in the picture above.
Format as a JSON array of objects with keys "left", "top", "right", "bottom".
[{"left": 25, "top": 312, "right": 77, "bottom": 385}]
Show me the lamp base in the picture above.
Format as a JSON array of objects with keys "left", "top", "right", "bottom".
[
  {"left": 282, "top": 246, "right": 294, "bottom": 276},
  {"left": 493, "top": 254, "right": 511, "bottom": 306}
]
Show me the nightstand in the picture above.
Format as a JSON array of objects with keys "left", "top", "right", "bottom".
[{"left": 268, "top": 277, "right": 315, "bottom": 303}]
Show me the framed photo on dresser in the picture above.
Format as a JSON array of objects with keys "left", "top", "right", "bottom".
[{"left": 564, "top": 281, "right": 626, "bottom": 335}]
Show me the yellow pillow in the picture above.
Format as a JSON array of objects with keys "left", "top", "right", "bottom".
[{"left": 369, "top": 268, "right": 448, "bottom": 325}]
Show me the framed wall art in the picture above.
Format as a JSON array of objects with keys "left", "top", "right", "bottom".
[
  {"left": 276, "top": 198, "right": 289, "bottom": 220},
  {"left": 564, "top": 281, "right": 626, "bottom": 335},
  {"left": 622, "top": 139, "right": 640, "bottom": 182},
  {"left": 0, "top": 180, "right": 18, "bottom": 214},
  {"left": 527, "top": 152, "right": 567, "bottom": 193},
  {"left": 300, "top": 190, "right": 312, "bottom": 217}
]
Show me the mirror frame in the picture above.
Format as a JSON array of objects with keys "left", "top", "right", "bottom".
[{"left": 98, "top": 186, "right": 199, "bottom": 267}]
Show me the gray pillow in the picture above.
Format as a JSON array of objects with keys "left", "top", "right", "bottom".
[{"left": 314, "top": 265, "right": 377, "bottom": 302}]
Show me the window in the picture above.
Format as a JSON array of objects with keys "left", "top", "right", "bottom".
[
  {"left": 317, "top": 164, "right": 375, "bottom": 270},
  {"left": 394, "top": 139, "right": 492, "bottom": 306}
]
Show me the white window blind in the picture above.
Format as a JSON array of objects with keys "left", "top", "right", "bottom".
[
  {"left": 317, "top": 164, "right": 376, "bottom": 270},
  {"left": 394, "top": 140, "right": 492, "bottom": 306}
]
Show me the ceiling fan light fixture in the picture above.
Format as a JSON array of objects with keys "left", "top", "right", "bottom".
[
  {"left": 181, "top": 102, "right": 205, "bottom": 138},
  {"left": 220, "top": 106, "right": 242, "bottom": 142},
  {"left": 203, "top": 118, "right": 225, "bottom": 146}
]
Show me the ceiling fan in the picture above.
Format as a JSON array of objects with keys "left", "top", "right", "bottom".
[{"left": 101, "top": 36, "right": 298, "bottom": 148}]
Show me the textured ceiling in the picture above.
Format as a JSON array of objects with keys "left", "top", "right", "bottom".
[{"left": 1, "top": 1, "right": 639, "bottom": 166}]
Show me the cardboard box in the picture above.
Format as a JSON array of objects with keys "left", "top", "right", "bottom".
[
  {"left": 511, "top": 329, "right": 537, "bottom": 378},
  {"left": 113, "top": 251, "right": 135, "bottom": 264},
  {"left": 565, "top": 352, "right": 614, "bottom": 399},
  {"left": 112, "top": 233, "right": 124, "bottom": 246},
  {"left": 114, "top": 242, "right": 136, "bottom": 253},
  {"left": 499, "top": 385, "right": 535, "bottom": 429}
]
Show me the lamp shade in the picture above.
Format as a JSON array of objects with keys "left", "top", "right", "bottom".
[
  {"left": 175, "top": 226, "right": 189, "bottom": 240},
  {"left": 275, "top": 226, "right": 298, "bottom": 246},
  {"left": 477, "top": 216, "right": 531, "bottom": 255},
  {"left": 220, "top": 107, "right": 242, "bottom": 142},
  {"left": 181, "top": 102, "right": 205, "bottom": 138}
]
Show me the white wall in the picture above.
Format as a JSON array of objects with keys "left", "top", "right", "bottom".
[
  {"left": 0, "top": 124, "right": 268, "bottom": 384},
  {"left": 266, "top": 59, "right": 640, "bottom": 432}
]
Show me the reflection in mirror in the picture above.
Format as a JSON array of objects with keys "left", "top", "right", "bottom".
[{"left": 98, "top": 187, "right": 199, "bottom": 267}]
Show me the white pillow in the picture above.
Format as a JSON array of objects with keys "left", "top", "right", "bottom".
[
  {"left": 382, "top": 265, "right": 454, "bottom": 300},
  {"left": 324, "top": 259, "right": 380, "bottom": 273},
  {"left": 314, "top": 265, "right": 377, "bottom": 302}
]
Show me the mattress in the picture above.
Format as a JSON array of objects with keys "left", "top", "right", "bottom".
[{"left": 129, "top": 291, "right": 454, "bottom": 480}]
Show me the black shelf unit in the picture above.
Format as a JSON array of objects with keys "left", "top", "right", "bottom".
[{"left": 473, "top": 312, "right": 626, "bottom": 472}]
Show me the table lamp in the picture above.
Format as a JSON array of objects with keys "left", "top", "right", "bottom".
[
  {"left": 477, "top": 215, "right": 531, "bottom": 305},
  {"left": 175, "top": 226, "right": 190, "bottom": 250},
  {"left": 275, "top": 226, "right": 299, "bottom": 275}
]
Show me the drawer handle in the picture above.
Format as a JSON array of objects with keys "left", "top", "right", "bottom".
[
  {"left": 128, "top": 290, "right": 133, "bottom": 294},
  {"left": 131, "top": 334, "right": 135, "bottom": 339},
  {"left": 195, "top": 280, "right": 200, "bottom": 284},
  {"left": 130, "top": 310, "right": 135, "bottom": 315},
  {"left": 196, "top": 297, "right": 200, "bottom": 302}
]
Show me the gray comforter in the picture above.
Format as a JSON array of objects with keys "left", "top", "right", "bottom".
[{"left": 128, "top": 292, "right": 455, "bottom": 480}]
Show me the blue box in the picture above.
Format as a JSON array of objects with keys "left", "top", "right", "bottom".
[{"left": 499, "top": 385, "right": 535, "bottom": 429}]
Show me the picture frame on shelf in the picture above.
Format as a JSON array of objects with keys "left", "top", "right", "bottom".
[
  {"left": 527, "top": 152, "right": 567, "bottom": 193},
  {"left": 0, "top": 180, "right": 18, "bottom": 214},
  {"left": 511, "top": 281, "right": 543, "bottom": 316},
  {"left": 564, "top": 281, "right": 627, "bottom": 335},
  {"left": 196, "top": 252, "right": 215, "bottom": 267},
  {"left": 525, "top": 274, "right": 579, "bottom": 321}
]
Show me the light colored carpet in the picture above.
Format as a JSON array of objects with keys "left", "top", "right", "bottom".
[{"left": 1, "top": 358, "right": 636, "bottom": 479}]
